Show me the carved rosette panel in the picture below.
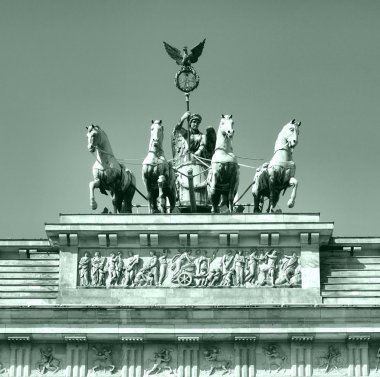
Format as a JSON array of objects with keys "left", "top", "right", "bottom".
[{"left": 77, "top": 248, "right": 301, "bottom": 289}]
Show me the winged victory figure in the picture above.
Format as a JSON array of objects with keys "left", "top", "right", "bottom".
[{"left": 163, "top": 39, "right": 206, "bottom": 67}]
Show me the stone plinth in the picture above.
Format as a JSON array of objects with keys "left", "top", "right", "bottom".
[{"left": 44, "top": 213, "right": 333, "bottom": 307}]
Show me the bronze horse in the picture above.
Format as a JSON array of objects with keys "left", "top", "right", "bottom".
[
  {"left": 142, "top": 120, "right": 177, "bottom": 213},
  {"left": 252, "top": 119, "right": 301, "bottom": 213},
  {"left": 207, "top": 115, "right": 239, "bottom": 213},
  {"left": 87, "top": 124, "right": 136, "bottom": 213}
]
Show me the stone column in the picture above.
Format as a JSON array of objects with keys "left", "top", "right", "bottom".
[
  {"left": 290, "top": 336, "right": 313, "bottom": 377},
  {"left": 347, "top": 336, "right": 370, "bottom": 377},
  {"left": 8, "top": 337, "right": 31, "bottom": 377},
  {"left": 177, "top": 337, "right": 200, "bottom": 377},
  {"left": 234, "top": 337, "right": 256, "bottom": 377},
  {"left": 64, "top": 336, "right": 88, "bottom": 377},
  {"left": 121, "top": 337, "right": 144, "bottom": 377}
]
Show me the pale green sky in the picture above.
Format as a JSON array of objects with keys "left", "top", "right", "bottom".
[{"left": 0, "top": 0, "right": 379, "bottom": 238}]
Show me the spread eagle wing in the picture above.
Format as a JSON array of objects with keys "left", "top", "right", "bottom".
[
  {"left": 163, "top": 41, "right": 183, "bottom": 65},
  {"left": 204, "top": 126, "right": 216, "bottom": 160},
  {"left": 188, "top": 38, "right": 206, "bottom": 64}
]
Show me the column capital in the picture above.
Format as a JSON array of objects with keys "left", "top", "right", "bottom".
[
  {"left": 234, "top": 336, "right": 257, "bottom": 343},
  {"left": 177, "top": 336, "right": 200, "bottom": 342},
  {"left": 347, "top": 335, "right": 370, "bottom": 342},
  {"left": 291, "top": 335, "right": 314, "bottom": 343},
  {"left": 7, "top": 336, "right": 31, "bottom": 342},
  {"left": 64, "top": 336, "right": 87, "bottom": 342},
  {"left": 121, "top": 337, "right": 144, "bottom": 343}
]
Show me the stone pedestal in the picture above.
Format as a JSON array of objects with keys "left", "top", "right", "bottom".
[
  {"left": 347, "top": 336, "right": 370, "bottom": 377},
  {"left": 290, "top": 336, "right": 313, "bottom": 377}
]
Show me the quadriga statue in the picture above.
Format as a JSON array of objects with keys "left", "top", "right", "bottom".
[
  {"left": 86, "top": 124, "right": 136, "bottom": 213},
  {"left": 252, "top": 119, "right": 301, "bottom": 213}
]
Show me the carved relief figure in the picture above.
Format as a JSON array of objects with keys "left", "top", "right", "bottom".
[
  {"left": 78, "top": 252, "right": 91, "bottom": 287},
  {"left": 147, "top": 349, "right": 174, "bottom": 375},
  {"left": 221, "top": 249, "right": 234, "bottom": 275},
  {"left": 203, "top": 348, "right": 230, "bottom": 375},
  {"left": 158, "top": 249, "right": 169, "bottom": 286},
  {"left": 123, "top": 251, "right": 140, "bottom": 286},
  {"left": 275, "top": 253, "right": 300, "bottom": 286},
  {"left": 263, "top": 345, "right": 286, "bottom": 373},
  {"left": 233, "top": 250, "right": 246, "bottom": 287},
  {"left": 319, "top": 346, "right": 341, "bottom": 373},
  {"left": 143, "top": 251, "right": 159, "bottom": 286},
  {"left": 116, "top": 251, "right": 124, "bottom": 285},
  {"left": 194, "top": 250, "right": 217, "bottom": 287},
  {"left": 107, "top": 252, "right": 119, "bottom": 286},
  {"left": 205, "top": 268, "right": 222, "bottom": 287},
  {"left": 171, "top": 250, "right": 197, "bottom": 286},
  {"left": 220, "top": 269, "right": 235, "bottom": 287},
  {"left": 265, "top": 250, "right": 279, "bottom": 286},
  {"left": 91, "top": 346, "right": 115, "bottom": 373},
  {"left": 244, "top": 249, "right": 260, "bottom": 284},
  {"left": 91, "top": 252, "right": 106, "bottom": 287},
  {"left": 37, "top": 347, "right": 61, "bottom": 374}
]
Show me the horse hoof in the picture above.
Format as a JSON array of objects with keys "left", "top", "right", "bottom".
[
  {"left": 287, "top": 200, "right": 295, "bottom": 208},
  {"left": 91, "top": 201, "right": 98, "bottom": 210},
  {"left": 219, "top": 205, "right": 230, "bottom": 214}
]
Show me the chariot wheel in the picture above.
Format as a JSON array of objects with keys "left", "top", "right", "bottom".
[{"left": 178, "top": 271, "right": 193, "bottom": 287}]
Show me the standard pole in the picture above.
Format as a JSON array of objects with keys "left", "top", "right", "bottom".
[
  {"left": 185, "top": 92, "right": 190, "bottom": 151},
  {"left": 185, "top": 92, "right": 196, "bottom": 213}
]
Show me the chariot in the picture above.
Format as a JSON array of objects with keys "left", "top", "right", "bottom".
[{"left": 171, "top": 260, "right": 197, "bottom": 287}]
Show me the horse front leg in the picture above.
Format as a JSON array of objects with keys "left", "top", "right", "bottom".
[
  {"left": 287, "top": 177, "right": 298, "bottom": 208},
  {"left": 209, "top": 164, "right": 221, "bottom": 213},
  {"left": 157, "top": 175, "right": 167, "bottom": 213},
  {"left": 228, "top": 166, "right": 239, "bottom": 212},
  {"left": 89, "top": 179, "right": 100, "bottom": 210}
]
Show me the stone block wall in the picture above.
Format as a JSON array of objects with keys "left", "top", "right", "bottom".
[{"left": 0, "top": 251, "right": 59, "bottom": 305}]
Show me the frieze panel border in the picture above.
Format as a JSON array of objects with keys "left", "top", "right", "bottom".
[{"left": 77, "top": 247, "right": 301, "bottom": 289}]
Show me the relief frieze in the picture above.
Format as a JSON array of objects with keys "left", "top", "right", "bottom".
[{"left": 77, "top": 248, "right": 301, "bottom": 289}]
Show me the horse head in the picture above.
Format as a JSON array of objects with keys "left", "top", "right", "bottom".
[
  {"left": 219, "top": 114, "right": 234, "bottom": 139},
  {"left": 276, "top": 119, "right": 301, "bottom": 152},
  {"left": 149, "top": 120, "right": 164, "bottom": 154},
  {"left": 86, "top": 124, "right": 102, "bottom": 153}
]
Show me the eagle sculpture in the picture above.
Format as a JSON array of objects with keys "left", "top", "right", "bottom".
[{"left": 163, "top": 39, "right": 206, "bottom": 67}]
